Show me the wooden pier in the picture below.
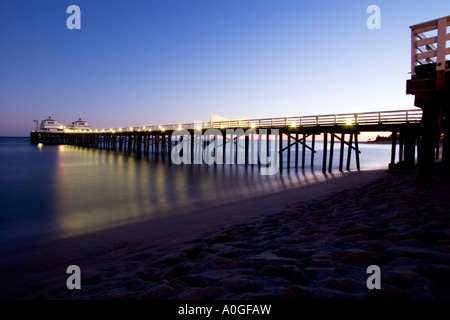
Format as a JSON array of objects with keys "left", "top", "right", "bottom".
[
  {"left": 30, "top": 109, "right": 423, "bottom": 174},
  {"left": 31, "top": 15, "right": 450, "bottom": 179}
]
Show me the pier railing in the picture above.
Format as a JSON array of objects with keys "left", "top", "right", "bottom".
[
  {"left": 89, "top": 109, "right": 422, "bottom": 133},
  {"left": 210, "top": 109, "right": 422, "bottom": 130},
  {"left": 410, "top": 15, "right": 450, "bottom": 76}
]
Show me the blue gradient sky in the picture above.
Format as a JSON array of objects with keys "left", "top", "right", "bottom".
[{"left": 0, "top": 0, "right": 449, "bottom": 136}]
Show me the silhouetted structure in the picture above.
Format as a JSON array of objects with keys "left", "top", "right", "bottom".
[{"left": 407, "top": 15, "right": 450, "bottom": 185}]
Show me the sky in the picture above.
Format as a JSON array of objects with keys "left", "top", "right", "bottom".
[{"left": 0, "top": 0, "right": 449, "bottom": 136}]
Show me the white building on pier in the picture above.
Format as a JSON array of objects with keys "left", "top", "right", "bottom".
[
  {"left": 37, "top": 117, "right": 92, "bottom": 132},
  {"left": 69, "top": 118, "right": 91, "bottom": 131},
  {"left": 39, "top": 117, "right": 64, "bottom": 132}
]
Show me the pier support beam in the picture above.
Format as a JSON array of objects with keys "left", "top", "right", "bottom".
[
  {"left": 287, "top": 133, "right": 291, "bottom": 170},
  {"left": 390, "top": 132, "right": 397, "bottom": 169},
  {"left": 322, "top": 133, "right": 327, "bottom": 174},
  {"left": 339, "top": 133, "right": 345, "bottom": 172},
  {"left": 346, "top": 133, "right": 353, "bottom": 171},
  {"left": 279, "top": 131, "right": 283, "bottom": 172},
  {"left": 302, "top": 134, "right": 306, "bottom": 169},
  {"left": 355, "top": 133, "right": 360, "bottom": 171},
  {"left": 328, "top": 133, "right": 334, "bottom": 173},
  {"left": 443, "top": 103, "right": 450, "bottom": 175},
  {"left": 295, "top": 133, "right": 299, "bottom": 170}
]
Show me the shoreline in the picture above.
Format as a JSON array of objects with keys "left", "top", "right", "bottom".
[{"left": 1, "top": 167, "right": 449, "bottom": 299}]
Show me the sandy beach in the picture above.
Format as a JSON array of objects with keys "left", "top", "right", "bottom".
[{"left": 0, "top": 164, "right": 449, "bottom": 300}]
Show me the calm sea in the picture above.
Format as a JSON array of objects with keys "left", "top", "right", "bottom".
[{"left": 0, "top": 136, "right": 392, "bottom": 252}]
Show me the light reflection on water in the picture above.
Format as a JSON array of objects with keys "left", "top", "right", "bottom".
[
  {"left": 0, "top": 138, "right": 391, "bottom": 249},
  {"left": 54, "top": 144, "right": 329, "bottom": 239}
]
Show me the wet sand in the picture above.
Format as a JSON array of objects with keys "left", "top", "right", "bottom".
[{"left": 0, "top": 166, "right": 449, "bottom": 300}]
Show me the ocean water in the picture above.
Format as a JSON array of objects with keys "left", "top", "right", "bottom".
[{"left": 0, "top": 136, "right": 393, "bottom": 251}]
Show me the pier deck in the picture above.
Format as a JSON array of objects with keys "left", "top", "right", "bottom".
[{"left": 30, "top": 109, "right": 423, "bottom": 174}]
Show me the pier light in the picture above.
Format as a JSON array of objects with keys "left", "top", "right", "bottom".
[
  {"left": 204, "top": 122, "right": 208, "bottom": 127},
  {"left": 142, "top": 126, "right": 146, "bottom": 131},
  {"left": 119, "top": 128, "right": 122, "bottom": 132},
  {"left": 161, "top": 127, "right": 165, "bottom": 132},
  {"left": 290, "top": 122, "right": 297, "bottom": 128},
  {"left": 250, "top": 123, "right": 256, "bottom": 129},
  {"left": 178, "top": 125, "right": 182, "bottom": 130},
  {"left": 196, "top": 125, "right": 201, "bottom": 131},
  {"left": 345, "top": 119, "right": 353, "bottom": 126},
  {"left": 95, "top": 129, "right": 99, "bottom": 133}
]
